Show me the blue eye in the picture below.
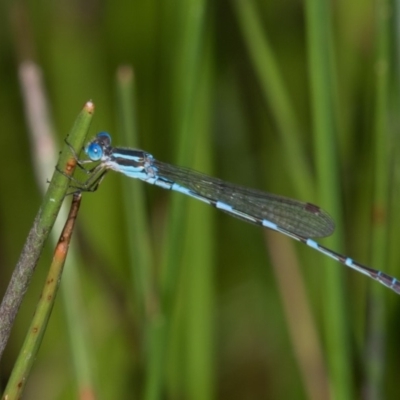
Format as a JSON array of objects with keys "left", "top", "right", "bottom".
[
  {"left": 85, "top": 142, "right": 103, "bottom": 161},
  {"left": 97, "top": 132, "right": 112, "bottom": 146}
]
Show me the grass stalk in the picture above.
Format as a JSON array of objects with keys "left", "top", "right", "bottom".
[
  {"left": 365, "top": 0, "right": 391, "bottom": 397},
  {"left": 233, "top": 0, "right": 314, "bottom": 200},
  {"left": 19, "top": 61, "right": 97, "bottom": 399},
  {"left": 116, "top": 66, "right": 163, "bottom": 400},
  {"left": 2, "top": 194, "right": 82, "bottom": 400},
  {"left": 0, "top": 101, "right": 94, "bottom": 360},
  {"left": 233, "top": 2, "right": 330, "bottom": 397},
  {"left": 116, "top": 65, "right": 156, "bottom": 322},
  {"left": 304, "top": 0, "right": 353, "bottom": 398}
]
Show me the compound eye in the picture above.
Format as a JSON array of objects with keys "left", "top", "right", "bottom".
[
  {"left": 97, "top": 132, "right": 112, "bottom": 146},
  {"left": 85, "top": 142, "right": 103, "bottom": 161}
]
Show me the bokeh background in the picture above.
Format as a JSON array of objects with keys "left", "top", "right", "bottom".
[{"left": 1, "top": 0, "right": 400, "bottom": 399}]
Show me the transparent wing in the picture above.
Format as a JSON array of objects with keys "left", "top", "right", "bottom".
[{"left": 153, "top": 160, "right": 335, "bottom": 238}]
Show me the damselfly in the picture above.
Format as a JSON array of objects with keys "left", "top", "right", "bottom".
[{"left": 70, "top": 132, "right": 400, "bottom": 294}]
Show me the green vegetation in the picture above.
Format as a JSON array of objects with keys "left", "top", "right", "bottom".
[{"left": 0, "top": 1, "right": 399, "bottom": 399}]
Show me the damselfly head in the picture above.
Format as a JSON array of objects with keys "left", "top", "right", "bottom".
[{"left": 85, "top": 132, "right": 112, "bottom": 161}]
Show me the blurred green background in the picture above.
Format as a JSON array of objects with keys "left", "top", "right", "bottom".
[{"left": 1, "top": 0, "right": 400, "bottom": 399}]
